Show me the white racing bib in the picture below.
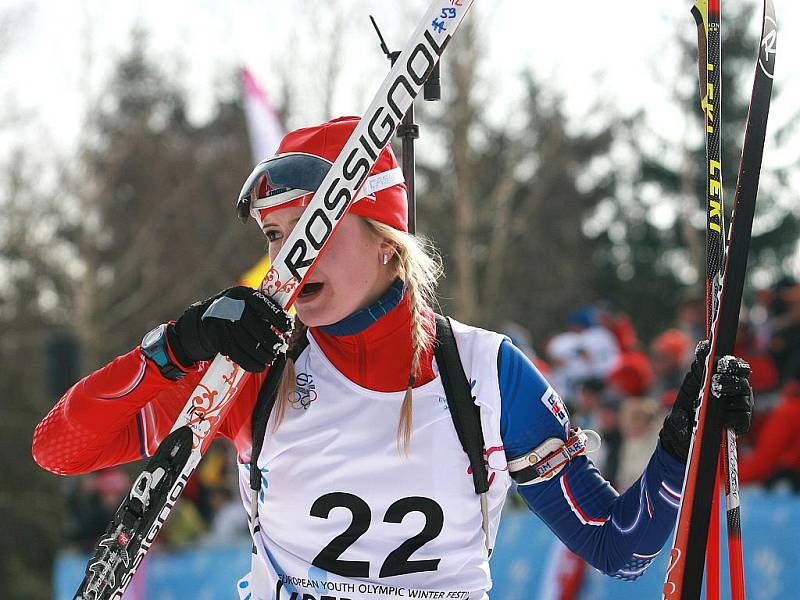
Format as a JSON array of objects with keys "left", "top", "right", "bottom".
[{"left": 236, "top": 321, "right": 510, "bottom": 600}]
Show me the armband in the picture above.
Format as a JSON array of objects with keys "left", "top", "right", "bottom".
[{"left": 508, "top": 428, "right": 601, "bottom": 486}]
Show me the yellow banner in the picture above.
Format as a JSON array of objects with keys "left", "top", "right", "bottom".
[{"left": 239, "top": 255, "right": 272, "bottom": 289}]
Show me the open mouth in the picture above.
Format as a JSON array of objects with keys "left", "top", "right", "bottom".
[{"left": 298, "top": 282, "right": 324, "bottom": 299}]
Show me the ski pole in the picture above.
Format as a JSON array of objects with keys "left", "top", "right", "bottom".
[
  {"left": 663, "top": 2, "right": 776, "bottom": 598},
  {"left": 370, "top": 14, "right": 442, "bottom": 236}
]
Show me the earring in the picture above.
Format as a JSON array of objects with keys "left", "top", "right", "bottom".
[{"left": 382, "top": 254, "right": 390, "bottom": 265}]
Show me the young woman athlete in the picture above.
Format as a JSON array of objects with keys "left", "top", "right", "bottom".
[{"left": 33, "top": 116, "right": 754, "bottom": 600}]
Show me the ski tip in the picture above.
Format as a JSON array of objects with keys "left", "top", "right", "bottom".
[
  {"left": 691, "top": 1, "right": 708, "bottom": 26},
  {"left": 759, "top": 0, "right": 777, "bottom": 80}
]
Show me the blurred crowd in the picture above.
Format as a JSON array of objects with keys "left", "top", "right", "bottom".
[
  {"left": 63, "top": 443, "right": 247, "bottom": 552},
  {"left": 63, "top": 278, "right": 800, "bottom": 552},
  {"left": 525, "top": 276, "right": 800, "bottom": 495}
]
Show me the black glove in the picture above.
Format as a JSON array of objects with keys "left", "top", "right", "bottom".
[
  {"left": 659, "top": 341, "right": 754, "bottom": 463},
  {"left": 712, "top": 355, "right": 754, "bottom": 434},
  {"left": 167, "top": 286, "right": 293, "bottom": 373}
]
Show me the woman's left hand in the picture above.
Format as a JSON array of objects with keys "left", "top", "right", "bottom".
[
  {"left": 659, "top": 342, "right": 754, "bottom": 463},
  {"left": 713, "top": 355, "right": 754, "bottom": 435}
]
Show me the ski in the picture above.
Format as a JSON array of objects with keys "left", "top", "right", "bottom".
[
  {"left": 74, "top": 2, "right": 475, "bottom": 598},
  {"left": 663, "top": 1, "right": 777, "bottom": 598}
]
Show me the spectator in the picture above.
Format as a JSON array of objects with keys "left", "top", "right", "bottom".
[
  {"left": 567, "top": 306, "right": 620, "bottom": 380},
  {"left": 575, "top": 377, "right": 605, "bottom": 427},
  {"left": 616, "top": 397, "right": 663, "bottom": 491},
  {"left": 160, "top": 496, "right": 207, "bottom": 550},
  {"left": 650, "top": 329, "right": 693, "bottom": 409},
  {"left": 735, "top": 317, "right": 780, "bottom": 394},
  {"left": 64, "top": 468, "right": 130, "bottom": 551},
  {"left": 607, "top": 350, "right": 654, "bottom": 399},
  {"left": 676, "top": 295, "right": 706, "bottom": 343},
  {"left": 204, "top": 486, "right": 250, "bottom": 546},
  {"left": 196, "top": 443, "right": 235, "bottom": 524},
  {"left": 545, "top": 331, "right": 586, "bottom": 404},
  {"left": 502, "top": 321, "right": 550, "bottom": 375},
  {"left": 577, "top": 378, "right": 623, "bottom": 488},
  {"left": 547, "top": 306, "right": 620, "bottom": 403},
  {"left": 766, "top": 277, "right": 800, "bottom": 382},
  {"left": 595, "top": 392, "right": 623, "bottom": 489},
  {"left": 738, "top": 379, "right": 800, "bottom": 491},
  {"left": 596, "top": 300, "right": 639, "bottom": 352}
]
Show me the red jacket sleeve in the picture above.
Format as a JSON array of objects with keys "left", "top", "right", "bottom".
[{"left": 32, "top": 347, "right": 264, "bottom": 475}]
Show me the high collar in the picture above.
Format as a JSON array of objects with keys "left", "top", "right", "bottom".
[
  {"left": 308, "top": 281, "right": 436, "bottom": 393},
  {"left": 319, "top": 279, "right": 405, "bottom": 336}
]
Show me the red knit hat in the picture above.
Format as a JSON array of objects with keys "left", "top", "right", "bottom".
[
  {"left": 607, "top": 352, "right": 655, "bottom": 397},
  {"left": 245, "top": 116, "right": 408, "bottom": 232},
  {"left": 651, "top": 329, "right": 692, "bottom": 366}
]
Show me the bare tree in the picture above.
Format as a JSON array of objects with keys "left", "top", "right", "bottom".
[{"left": 446, "top": 19, "right": 480, "bottom": 323}]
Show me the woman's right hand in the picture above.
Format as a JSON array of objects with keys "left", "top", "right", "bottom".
[{"left": 167, "top": 286, "right": 293, "bottom": 372}]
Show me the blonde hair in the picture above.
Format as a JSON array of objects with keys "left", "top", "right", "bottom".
[{"left": 273, "top": 217, "right": 443, "bottom": 455}]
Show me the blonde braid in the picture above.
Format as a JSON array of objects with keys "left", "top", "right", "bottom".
[
  {"left": 397, "top": 272, "right": 431, "bottom": 453},
  {"left": 364, "top": 219, "right": 442, "bottom": 454}
]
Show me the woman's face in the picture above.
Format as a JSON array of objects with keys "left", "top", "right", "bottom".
[{"left": 262, "top": 206, "right": 396, "bottom": 327}]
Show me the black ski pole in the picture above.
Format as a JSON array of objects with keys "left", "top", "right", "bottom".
[{"left": 370, "top": 15, "right": 442, "bottom": 235}]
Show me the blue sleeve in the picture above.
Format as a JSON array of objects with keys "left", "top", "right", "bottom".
[{"left": 498, "top": 340, "right": 686, "bottom": 579}]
